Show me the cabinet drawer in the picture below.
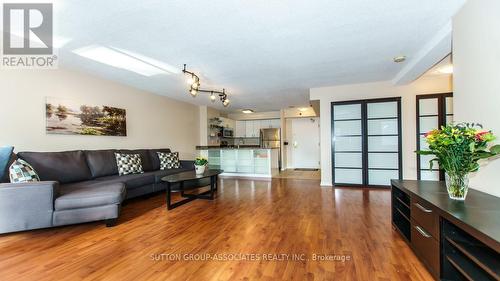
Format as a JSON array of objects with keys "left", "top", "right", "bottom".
[
  {"left": 411, "top": 219, "right": 440, "bottom": 279},
  {"left": 411, "top": 197, "right": 438, "bottom": 239}
]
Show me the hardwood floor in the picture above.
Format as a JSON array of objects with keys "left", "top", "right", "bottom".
[{"left": 0, "top": 178, "right": 433, "bottom": 281}]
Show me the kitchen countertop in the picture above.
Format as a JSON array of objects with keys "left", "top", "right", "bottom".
[{"left": 196, "top": 146, "right": 278, "bottom": 150}]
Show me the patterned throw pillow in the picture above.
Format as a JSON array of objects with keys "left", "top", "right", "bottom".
[
  {"left": 157, "top": 152, "right": 181, "bottom": 170},
  {"left": 9, "top": 159, "right": 40, "bottom": 183},
  {"left": 115, "top": 153, "right": 144, "bottom": 176}
]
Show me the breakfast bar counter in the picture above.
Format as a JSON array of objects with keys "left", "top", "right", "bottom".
[{"left": 197, "top": 147, "right": 279, "bottom": 178}]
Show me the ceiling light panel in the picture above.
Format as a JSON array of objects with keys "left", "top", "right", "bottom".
[
  {"left": 112, "top": 47, "right": 180, "bottom": 74},
  {"left": 73, "top": 45, "right": 172, "bottom": 76}
]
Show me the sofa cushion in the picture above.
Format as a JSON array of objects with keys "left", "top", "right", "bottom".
[
  {"left": 118, "top": 150, "right": 154, "bottom": 172},
  {"left": 148, "top": 148, "right": 171, "bottom": 170},
  {"left": 9, "top": 159, "right": 40, "bottom": 183},
  {"left": 153, "top": 168, "right": 191, "bottom": 183},
  {"left": 55, "top": 182, "right": 125, "bottom": 211},
  {"left": 115, "top": 153, "right": 144, "bottom": 176},
  {"left": 0, "top": 146, "right": 14, "bottom": 183},
  {"left": 158, "top": 152, "right": 181, "bottom": 170},
  {"left": 95, "top": 173, "right": 155, "bottom": 189},
  {"left": 17, "top": 151, "right": 92, "bottom": 184},
  {"left": 85, "top": 150, "right": 118, "bottom": 178}
]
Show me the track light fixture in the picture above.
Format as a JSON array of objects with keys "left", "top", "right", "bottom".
[{"left": 182, "top": 64, "right": 230, "bottom": 107}]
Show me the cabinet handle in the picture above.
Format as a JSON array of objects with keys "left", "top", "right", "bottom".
[
  {"left": 414, "top": 226, "right": 432, "bottom": 238},
  {"left": 414, "top": 202, "right": 432, "bottom": 213}
]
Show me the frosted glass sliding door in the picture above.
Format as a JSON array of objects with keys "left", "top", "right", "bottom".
[
  {"left": 366, "top": 101, "right": 401, "bottom": 186},
  {"left": 332, "top": 103, "right": 363, "bottom": 185},
  {"left": 416, "top": 93, "right": 453, "bottom": 181},
  {"left": 332, "top": 98, "right": 402, "bottom": 187}
]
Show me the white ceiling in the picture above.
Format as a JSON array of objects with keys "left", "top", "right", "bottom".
[{"left": 50, "top": 0, "right": 465, "bottom": 112}]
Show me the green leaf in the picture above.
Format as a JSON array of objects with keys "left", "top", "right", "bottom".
[
  {"left": 490, "top": 145, "right": 500, "bottom": 155},
  {"left": 469, "top": 142, "right": 475, "bottom": 152},
  {"left": 474, "top": 151, "right": 495, "bottom": 160},
  {"left": 429, "top": 159, "right": 439, "bottom": 171},
  {"left": 416, "top": 150, "right": 435, "bottom": 155}
]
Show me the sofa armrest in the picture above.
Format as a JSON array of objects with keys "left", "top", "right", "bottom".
[
  {"left": 0, "top": 181, "right": 58, "bottom": 233},
  {"left": 180, "top": 160, "right": 195, "bottom": 170}
]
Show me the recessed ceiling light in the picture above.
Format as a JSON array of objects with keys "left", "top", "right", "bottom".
[
  {"left": 73, "top": 45, "right": 177, "bottom": 76},
  {"left": 298, "top": 107, "right": 309, "bottom": 112},
  {"left": 242, "top": 109, "right": 254, "bottom": 114},
  {"left": 436, "top": 65, "right": 453, "bottom": 74},
  {"left": 393, "top": 56, "right": 406, "bottom": 63}
]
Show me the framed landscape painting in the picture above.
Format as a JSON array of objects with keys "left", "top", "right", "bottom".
[{"left": 46, "top": 97, "right": 127, "bottom": 136}]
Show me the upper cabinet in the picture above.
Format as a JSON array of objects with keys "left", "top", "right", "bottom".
[
  {"left": 260, "top": 119, "right": 271, "bottom": 128},
  {"left": 251, "top": 120, "right": 261, "bottom": 137},
  {"left": 235, "top": 119, "right": 281, "bottom": 138},
  {"left": 245, "top": 120, "right": 256, "bottom": 137},
  {"left": 270, "top": 119, "right": 281, "bottom": 128},
  {"left": 235, "top": 121, "right": 246, "bottom": 137}
]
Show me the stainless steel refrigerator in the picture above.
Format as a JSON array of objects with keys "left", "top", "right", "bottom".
[{"left": 260, "top": 128, "right": 281, "bottom": 170}]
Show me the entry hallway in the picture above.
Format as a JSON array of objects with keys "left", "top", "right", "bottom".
[{"left": 0, "top": 178, "right": 432, "bottom": 281}]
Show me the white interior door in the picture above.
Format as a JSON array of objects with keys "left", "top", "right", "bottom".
[{"left": 291, "top": 118, "right": 320, "bottom": 169}]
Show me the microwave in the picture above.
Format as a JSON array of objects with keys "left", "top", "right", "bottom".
[{"left": 222, "top": 128, "right": 233, "bottom": 137}]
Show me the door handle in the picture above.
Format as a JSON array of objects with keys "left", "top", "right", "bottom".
[
  {"left": 414, "top": 226, "right": 432, "bottom": 238},
  {"left": 414, "top": 203, "right": 432, "bottom": 213}
]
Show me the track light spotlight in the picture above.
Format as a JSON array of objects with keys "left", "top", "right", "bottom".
[{"left": 183, "top": 64, "right": 230, "bottom": 107}]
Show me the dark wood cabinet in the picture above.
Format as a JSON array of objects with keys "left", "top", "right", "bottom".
[
  {"left": 411, "top": 196, "right": 439, "bottom": 239},
  {"left": 411, "top": 217, "right": 440, "bottom": 279},
  {"left": 391, "top": 180, "right": 500, "bottom": 281}
]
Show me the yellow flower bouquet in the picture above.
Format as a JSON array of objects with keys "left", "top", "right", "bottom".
[{"left": 417, "top": 123, "right": 500, "bottom": 200}]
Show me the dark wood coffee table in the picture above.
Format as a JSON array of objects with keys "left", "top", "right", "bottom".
[{"left": 161, "top": 169, "right": 223, "bottom": 210}]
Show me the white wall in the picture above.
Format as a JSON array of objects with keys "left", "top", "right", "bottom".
[
  {"left": 283, "top": 107, "right": 317, "bottom": 118},
  {"left": 0, "top": 68, "right": 200, "bottom": 159},
  {"left": 310, "top": 76, "right": 452, "bottom": 186},
  {"left": 199, "top": 106, "right": 208, "bottom": 146},
  {"left": 284, "top": 118, "right": 294, "bottom": 168},
  {"left": 453, "top": 0, "right": 500, "bottom": 197},
  {"left": 199, "top": 106, "right": 221, "bottom": 146}
]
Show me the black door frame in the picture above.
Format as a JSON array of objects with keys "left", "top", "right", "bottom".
[
  {"left": 416, "top": 92, "right": 453, "bottom": 181},
  {"left": 331, "top": 97, "right": 402, "bottom": 188}
]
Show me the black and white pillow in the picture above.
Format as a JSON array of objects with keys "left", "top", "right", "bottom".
[
  {"left": 157, "top": 152, "right": 180, "bottom": 170},
  {"left": 9, "top": 159, "right": 40, "bottom": 183},
  {"left": 115, "top": 153, "right": 144, "bottom": 176}
]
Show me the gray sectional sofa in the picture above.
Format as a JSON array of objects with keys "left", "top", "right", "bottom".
[{"left": 0, "top": 149, "right": 195, "bottom": 234}]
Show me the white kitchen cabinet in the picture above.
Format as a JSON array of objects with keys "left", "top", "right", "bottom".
[
  {"left": 270, "top": 119, "right": 281, "bottom": 128},
  {"left": 256, "top": 119, "right": 281, "bottom": 129},
  {"left": 260, "top": 119, "right": 271, "bottom": 129},
  {"left": 245, "top": 121, "right": 254, "bottom": 137},
  {"left": 238, "top": 119, "right": 280, "bottom": 137},
  {"left": 244, "top": 120, "right": 261, "bottom": 137},
  {"left": 235, "top": 121, "right": 246, "bottom": 137},
  {"left": 252, "top": 120, "right": 261, "bottom": 137}
]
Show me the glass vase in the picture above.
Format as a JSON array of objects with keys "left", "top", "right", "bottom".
[{"left": 445, "top": 172, "right": 469, "bottom": 201}]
